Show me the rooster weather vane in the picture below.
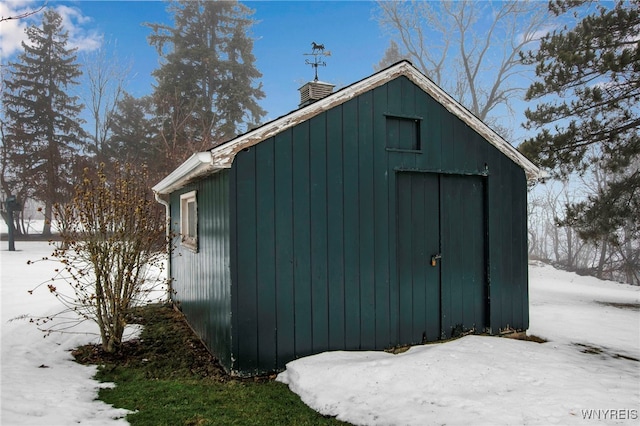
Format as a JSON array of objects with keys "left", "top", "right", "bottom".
[{"left": 304, "top": 42, "right": 331, "bottom": 81}]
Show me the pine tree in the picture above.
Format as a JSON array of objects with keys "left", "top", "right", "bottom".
[
  {"left": 146, "top": 0, "right": 265, "bottom": 169},
  {"left": 520, "top": 0, "right": 639, "bottom": 283},
  {"left": 2, "top": 9, "right": 87, "bottom": 236},
  {"left": 105, "top": 94, "right": 155, "bottom": 163},
  {"left": 376, "top": 1, "right": 549, "bottom": 124}
]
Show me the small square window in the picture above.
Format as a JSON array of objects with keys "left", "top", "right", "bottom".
[
  {"left": 180, "top": 191, "right": 197, "bottom": 250},
  {"left": 386, "top": 116, "right": 421, "bottom": 151}
]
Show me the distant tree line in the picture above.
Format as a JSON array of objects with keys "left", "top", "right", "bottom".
[{"left": 1, "top": 0, "right": 264, "bottom": 236}]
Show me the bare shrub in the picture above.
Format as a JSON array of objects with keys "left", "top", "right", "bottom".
[{"left": 29, "top": 163, "right": 169, "bottom": 353}]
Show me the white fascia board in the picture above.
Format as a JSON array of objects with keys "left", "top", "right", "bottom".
[
  {"left": 158, "top": 61, "right": 540, "bottom": 188},
  {"left": 398, "top": 63, "right": 541, "bottom": 181},
  {"left": 152, "top": 151, "right": 216, "bottom": 195},
  {"left": 209, "top": 66, "right": 403, "bottom": 168},
  {"left": 208, "top": 61, "right": 540, "bottom": 181}
]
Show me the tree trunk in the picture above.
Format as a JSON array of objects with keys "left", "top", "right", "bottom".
[
  {"left": 596, "top": 239, "right": 607, "bottom": 279},
  {"left": 566, "top": 226, "right": 574, "bottom": 270},
  {"left": 622, "top": 222, "right": 639, "bottom": 285},
  {"left": 42, "top": 200, "right": 52, "bottom": 236}
]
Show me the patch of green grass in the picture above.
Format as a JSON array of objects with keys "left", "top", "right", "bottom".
[
  {"left": 98, "top": 374, "right": 340, "bottom": 425},
  {"left": 74, "top": 305, "right": 346, "bottom": 426}
]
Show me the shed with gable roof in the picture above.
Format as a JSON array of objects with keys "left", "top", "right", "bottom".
[{"left": 153, "top": 61, "right": 539, "bottom": 376}]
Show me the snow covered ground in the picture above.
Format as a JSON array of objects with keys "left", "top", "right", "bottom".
[
  {"left": 2, "top": 241, "right": 639, "bottom": 425},
  {"left": 277, "top": 263, "right": 640, "bottom": 425},
  {"left": 1, "top": 242, "right": 132, "bottom": 425}
]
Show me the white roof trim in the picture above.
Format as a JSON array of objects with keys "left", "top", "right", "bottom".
[
  {"left": 152, "top": 151, "right": 216, "bottom": 195},
  {"left": 155, "top": 61, "right": 540, "bottom": 194}
]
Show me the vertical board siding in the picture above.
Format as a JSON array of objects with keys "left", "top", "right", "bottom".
[
  {"left": 255, "top": 141, "right": 277, "bottom": 371},
  {"left": 326, "top": 107, "right": 346, "bottom": 351},
  {"left": 234, "top": 148, "right": 259, "bottom": 372},
  {"left": 291, "top": 122, "right": 313, "bottom": 360},
  {"left": 496, "top": 152, "right": 511, "bottom": 332},
  {"left": 309, "top": 115, "right": 329, "bottom": 353},
  {"left": 513, "top": 166, "right": 529, "bottom": 330},
  {"left": 409, "top": 174, "right": 428, "bottom": 341},
  {"left": 170, "top": 171, "right": 231, "bottom": 369},
  {"left": 423, "top": 86, "right": 442, "bottom": 169},
  {"left": 358, "top": 90, "right": 376, "bottom": 350},
  {"left": 396, "top": 172, "right": 414, "bottom": 344},
  {"left": 486, "top": 143, "right": 529, "bottom": 334},
  {"left": 373, "top": 85, "right": 391, "bottom": 349},
  {"left": 396, "top": 172, "right": 441, "bottom": 344},
  {"left": 342, "top": 99, "right": 361, "bottom": 350},
  {"left": 440, "top": 174, "right": 487, "bottom": 336},
  {"left": 273, "top": 130, "right": 295, "bottom": 366},
  {"left": 224, "top": 75, "right": 529, "bottom": 375}
]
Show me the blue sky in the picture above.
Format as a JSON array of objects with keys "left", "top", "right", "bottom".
[
  {"left": 2, "top": 0, "right": 587, "bottom": 143},
  {"left": 2, "top": 0, "right": 390, "bottom": 121}
]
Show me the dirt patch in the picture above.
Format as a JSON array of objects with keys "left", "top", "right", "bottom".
[
  {"left": 573, "top": 343, "right": 639, "bottom": 362},
  {"left": 72, "top": 304, "right": 231, "bottom": 382},
  {"left": 500, "top": 331, "right": 547, "bottom": 343},
  {"left": 518, "top": 334, "right": 547, "bottom": 343},
  {"left": 72, "top": 304, "right": 280, "bottom": 383},
  {"left": 384, "top": 331, "right": 548, "bottom": 354},
  {"left": 595, "top": 301, "right": 640, "bottom": 311}
]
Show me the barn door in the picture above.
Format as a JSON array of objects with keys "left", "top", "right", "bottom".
[{"left": 396, "top": 172, "right": 487, "bottom": 344}]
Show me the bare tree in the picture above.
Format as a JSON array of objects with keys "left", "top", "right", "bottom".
[
  {"left": 374, "top": 40, "right": 406, "bottom": 71},
  {"left": 528, "top": 180, "right": 584, "bottom": 266},
  {"left": 529, "top": 156, "right": 639, "bottom": 285},
  {"left": 82, "top": 40, "right": 131, "bottom": 160},
  {"left": 376, "top": 0, "right": 549, "bottom": 131},
  {"left": 528, "top": 181, "right": 565, "bottom": 263}
]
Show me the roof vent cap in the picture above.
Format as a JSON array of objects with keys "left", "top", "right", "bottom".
[{"left": 298, "top": 80, "right": 335, "bottom": 107}]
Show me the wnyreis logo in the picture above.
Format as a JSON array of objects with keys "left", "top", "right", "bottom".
[{"left": 581, "top": 409, "right": 638, "bottom": 421}]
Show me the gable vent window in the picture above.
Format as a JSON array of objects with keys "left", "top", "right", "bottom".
[
  {"left": 180, "top": 190, "right": 198, "bottom": 251},
  {"left": 386, "top": 114, "right": 421, "bottom": 152}
]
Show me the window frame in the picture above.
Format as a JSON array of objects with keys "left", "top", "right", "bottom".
[
  {"left": 180, "top": 190, "right": 198, "bottom": 251},
  {"left": 384, "top": 113, "right": 423, "bottom": 153}
]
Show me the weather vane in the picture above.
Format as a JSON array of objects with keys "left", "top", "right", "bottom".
[{"left": 304, "top": 42, "right": 331, "bottom": 81}]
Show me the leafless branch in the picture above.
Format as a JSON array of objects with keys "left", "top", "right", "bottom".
[{"left": 0, "top": 1, "right": 47, "bottom": 23}]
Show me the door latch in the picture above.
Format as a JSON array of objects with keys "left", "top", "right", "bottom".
[{"left": 431, "top": 253, "right": 442, "bottom": 267}]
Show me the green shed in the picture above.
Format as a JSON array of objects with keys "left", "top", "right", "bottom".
[{"left": 153, "top": 61, "right": 540, "bottom": 376}]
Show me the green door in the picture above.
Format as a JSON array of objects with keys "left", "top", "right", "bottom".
[{"left": 396, "top": 172, "right": 487, "bottom": 344}]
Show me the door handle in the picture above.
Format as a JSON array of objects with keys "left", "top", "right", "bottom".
[{"left": 431, "top": 253, "right": 442, "bottom": 267}]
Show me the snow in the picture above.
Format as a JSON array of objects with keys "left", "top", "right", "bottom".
[
  {"left": 1, "top": 242, "right": 141, "bottom": 425},
  {"left": 2, "top": 242, "right": 639, "bottom": 425},
  {"left": 277, "top": 262, "right": 640, "bottom": 425}
]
